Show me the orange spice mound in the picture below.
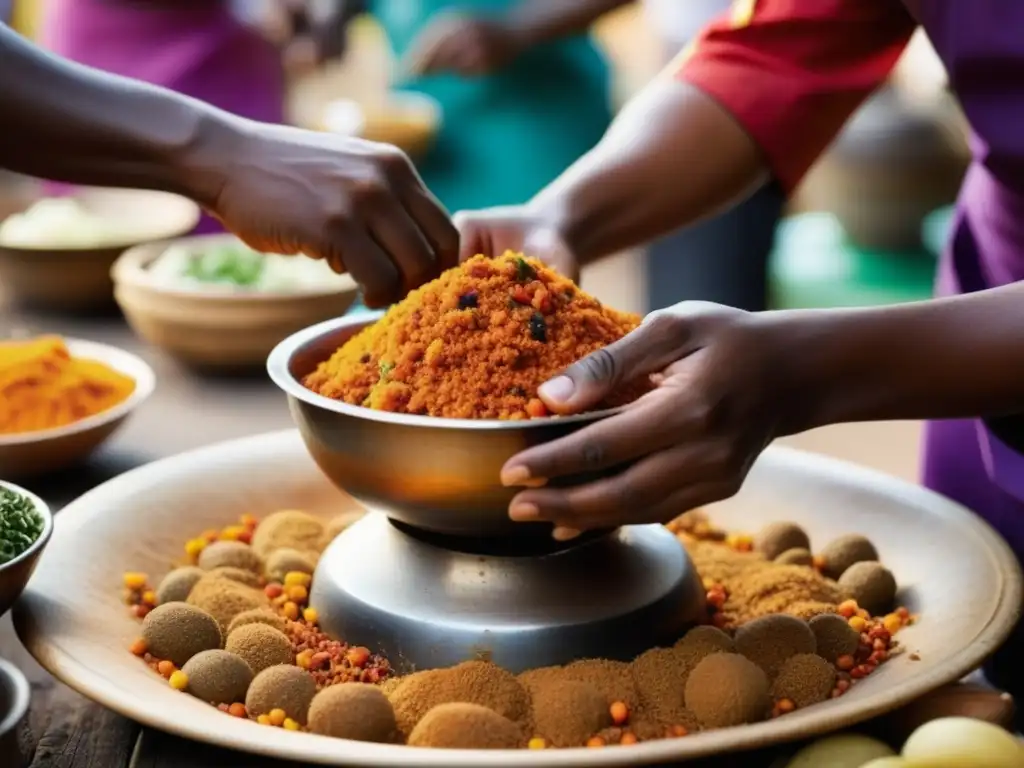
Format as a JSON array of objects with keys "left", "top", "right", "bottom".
[
  {"left": 302, "top": 252, "right": 652, "bottom": 419},
  {"left": 0, "top": 335, "right": 136, "bottom": 435}
]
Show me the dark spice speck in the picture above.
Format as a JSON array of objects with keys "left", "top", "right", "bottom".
[
  {"left": 529, "top": 312, "right": 547, "bottom": 342},
  {"left": 458, "top": 291, "right": 479, "bottom": 309}
]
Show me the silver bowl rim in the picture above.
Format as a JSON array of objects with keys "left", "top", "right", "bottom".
[
  {"left": 0, "top": 480, "right": 53, "bottom": 575},
  {"left": 267, "top": 312, "right": 624, "bottom": 431}
]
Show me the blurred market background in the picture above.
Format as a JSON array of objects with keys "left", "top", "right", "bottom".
[
  {"left": 0, "top": 0, "right": 966, "bottom": 313},
  {"left": 0, "top": 0, "right": 966, "bottom": 478}
]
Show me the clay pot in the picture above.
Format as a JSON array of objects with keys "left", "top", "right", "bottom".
[{"left": 799, "top": 86, "right": 968, "bottom": 251}]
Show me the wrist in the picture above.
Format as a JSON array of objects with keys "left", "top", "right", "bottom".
[
  {"left": 526, "top": 187, "right": 599, "bottom": 266},
  {"left": 752, "top": 309, "right": 854, "bottom": 437},
  {"left": 164, "top": 106, "right": 245, "bottom": 208}
]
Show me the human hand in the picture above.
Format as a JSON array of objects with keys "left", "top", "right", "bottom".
[
  {"left": 455, "top": 205, "right": 580, "bottom": 283},
  {"left": 498, "top": 303, "right": 796, "bottom": 538},
  {"left": 404, "top": 13, "right": 526, "bottom": 78},
  {"left": 201, "top": 121, "right": 458, "bottom": 307}
]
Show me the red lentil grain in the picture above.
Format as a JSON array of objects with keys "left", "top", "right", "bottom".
[
  {"left": 130, "top": 638, "right": 148, "bottom": 656},
  {"left": 620, "top": 732, "right": 638, "bottom": 746},
  {"left": 586, "top": 737, "right": 605, "bottom": 748},
  {"left": 228, "top": 703, "right": 248, "bottom": 718}
]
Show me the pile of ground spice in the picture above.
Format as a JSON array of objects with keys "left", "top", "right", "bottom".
[
  {"left": 121, "top": 508, "right": 913, "bottom": 750},
  {"left": 302, "top": 252, "right": 651, "bottom": 419}
]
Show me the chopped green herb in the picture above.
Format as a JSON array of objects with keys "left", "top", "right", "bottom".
[
  {"left": 515, "top": 257, "right": 537, "bottom": 282},
  {"left": 378, "top": 360, "right": 395, "bottom": 378},
  {"left": 183, "top": 244, "right": 265, "bottom": 286},
  {"left": 0, "top": 487, "right": 44, "bottom": 565}
]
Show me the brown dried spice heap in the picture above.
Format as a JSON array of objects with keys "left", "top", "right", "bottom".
[{"left": 123, "top": 507, "right": 914, "bottom": 749}]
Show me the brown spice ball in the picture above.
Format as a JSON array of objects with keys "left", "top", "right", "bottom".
[
  {"left": 560, "top": 659, "right": 641, "bottom": 710},
  {"left": 389, "top": 661, "right": 530, "bottom": 737},
  {"left": 772, "top": 653, "right": 836, "bottom": 709},
  {"left": 181, "top": 649, "right": 253, "bottom": 705},
  {"left": 776, "top": 548, "right": 814, "bottom": 567},
  {"left": 528, "top": 678, "right": 611, "bottom": 747},
  {"left": 630, "top": 647, "right": 691, "bottom": 726},
  {"left": 207, "top": 566, "right": 261, "bottom": 589},
  {"left": 250, "top": 510, "right": 324, "bottom": 562},
  {"left": 227, "top": 608, "right": 288, "bottom": 636},
  {"left": 225, "top": 623, "right": 293, "bottom": 674},
  {"left": 198, "top": 541, "right": 262, "bottom": 574},
  {"left": 408, "top": 703, "right": 522, "bottom": 749},
  {"left": 187, "top": 574, "right": 268, "bottom": 633},
  {"left": 155, "top": 566, "right": 205, "bottom": 605},
  {"left": 142, "top": 603, "right": 222, "bottom": 667},
  {"left": 755, "top": 523, "right": 811, "bottom": 561},
  {"left": 674, "top": 625, "right": 736, "bottom": 661},
  {"left": 838, "top": 561, "right": 897, "bottom": 616},
  {"left": 308, "top": 683, "right": 397, "bottom": 742},
  {"left": 379, "top": 676, "right": 403, "bottom": 698},
  {"left": 735, "top": 614, "right": 817, "bottom": 679},
  {"left": 245, "top": 665, "right": 317, "bottom": 724},
  {"left": 684, "top": 654, "right": 770, "bottom": 728},
  {"left": 808, "top": 613, "right": 860, "bottom": 663},
  {"left": 264, "top": 548, "right": 315, "bottom": 583},
  {"left": 819, "top": 534, "right": 879, "bottom": 580}
]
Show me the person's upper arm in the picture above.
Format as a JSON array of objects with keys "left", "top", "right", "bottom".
[{"left": 674, "top": 0, "right": 916, "bottom": 193}]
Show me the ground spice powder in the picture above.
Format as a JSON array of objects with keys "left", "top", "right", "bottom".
[
  {"left": 302, "top": 252, "right": 651, "bottom": 419},
  {"left": 684, "top": 540, "right": 847, "bottom": 627}
]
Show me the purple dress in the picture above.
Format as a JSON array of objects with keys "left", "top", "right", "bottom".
[
  {"left": 41, "top": 0, "right": 285, "bottom": 233},
  {"left": 904, "top": 0, "right": 1024, "bottom": 701}
]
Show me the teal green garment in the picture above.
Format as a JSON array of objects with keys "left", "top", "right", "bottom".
[{"left": 370, "top": 0, "right": 613, "bottom": 214}]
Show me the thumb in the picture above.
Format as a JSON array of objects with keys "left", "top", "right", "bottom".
[{"left": 538, "top": 312, "right": 691, "bottom": 414}]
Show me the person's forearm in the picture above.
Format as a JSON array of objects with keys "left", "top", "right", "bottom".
[
  {"left": 776, "top": 283, "right": 1024, "bottom": 434},
  {"left": 0, "top": 23, "right": 236, "bottom": 204},
  {"left": 530, "top": 78, "right": 769, "bottom": 266},
  {"left": 504, "top": 0, "right": 631, "bottom": 46}
]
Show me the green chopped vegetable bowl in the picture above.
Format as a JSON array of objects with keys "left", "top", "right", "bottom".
[{"left": 0, "top": 481, "right": 52, "bottom": 616}]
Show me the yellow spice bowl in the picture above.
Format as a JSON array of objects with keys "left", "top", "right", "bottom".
[
  {"left": 320, "top": 92, "right": 441, "bottom": 159},
  {"left": 0, "top": 339, "right": 155, "bottom": 479},
  {"left": 0, "top": 187, "right": 201, "bottom": 314},
  {"left": 112, "top": 234, "right": 359, "bottom": 372}
]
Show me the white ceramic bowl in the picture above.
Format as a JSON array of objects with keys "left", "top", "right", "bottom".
[
  {"left": 113, "top": 234, "right": 359, "bottom": 371},
  {"left": 0, "top": 338, "right": 155, "bottom": 478},
  {"left": 0, "top": 188, "right": 200, "bottom": 313}
]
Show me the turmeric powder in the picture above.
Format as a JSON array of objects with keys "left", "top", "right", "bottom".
[
  {"left": 303, "top": 252, "right": 651, "bottom": 419},
  {"left": 0, "top": 336, "right": 136, "bottom": 435}
]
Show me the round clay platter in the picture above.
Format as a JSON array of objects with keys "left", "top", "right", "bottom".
[{"left": 14, "top": 430, "right": 1022, "bottom": 766}]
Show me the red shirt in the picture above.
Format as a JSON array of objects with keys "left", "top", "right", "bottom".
[{"left": 676, "top": 0, "right": 917, "bottom": 193}]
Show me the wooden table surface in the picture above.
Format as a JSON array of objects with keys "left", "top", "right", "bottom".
[{"left": 0, "top": 303, "right": 991, "bottom": 768}]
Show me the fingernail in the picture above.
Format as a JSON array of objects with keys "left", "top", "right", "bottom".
[
  {"left": 539, "top": 376, "right": 574, "bottom": 404},
  {"left": 552, "top": 526, "right": 582, "bottom": 541},
  {"left": 509, "top": 503, "right": 539, "bottom": 522},
  {"left": 501, "top": 466, "right": 531, "bottom": 487}
]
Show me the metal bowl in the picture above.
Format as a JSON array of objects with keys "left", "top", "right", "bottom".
[
  {"left": 0, "top": 658, "right": 30, "bottom": 768},
  {"left": 268, "top": 313, "right": 626, "bottom": 538}
]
